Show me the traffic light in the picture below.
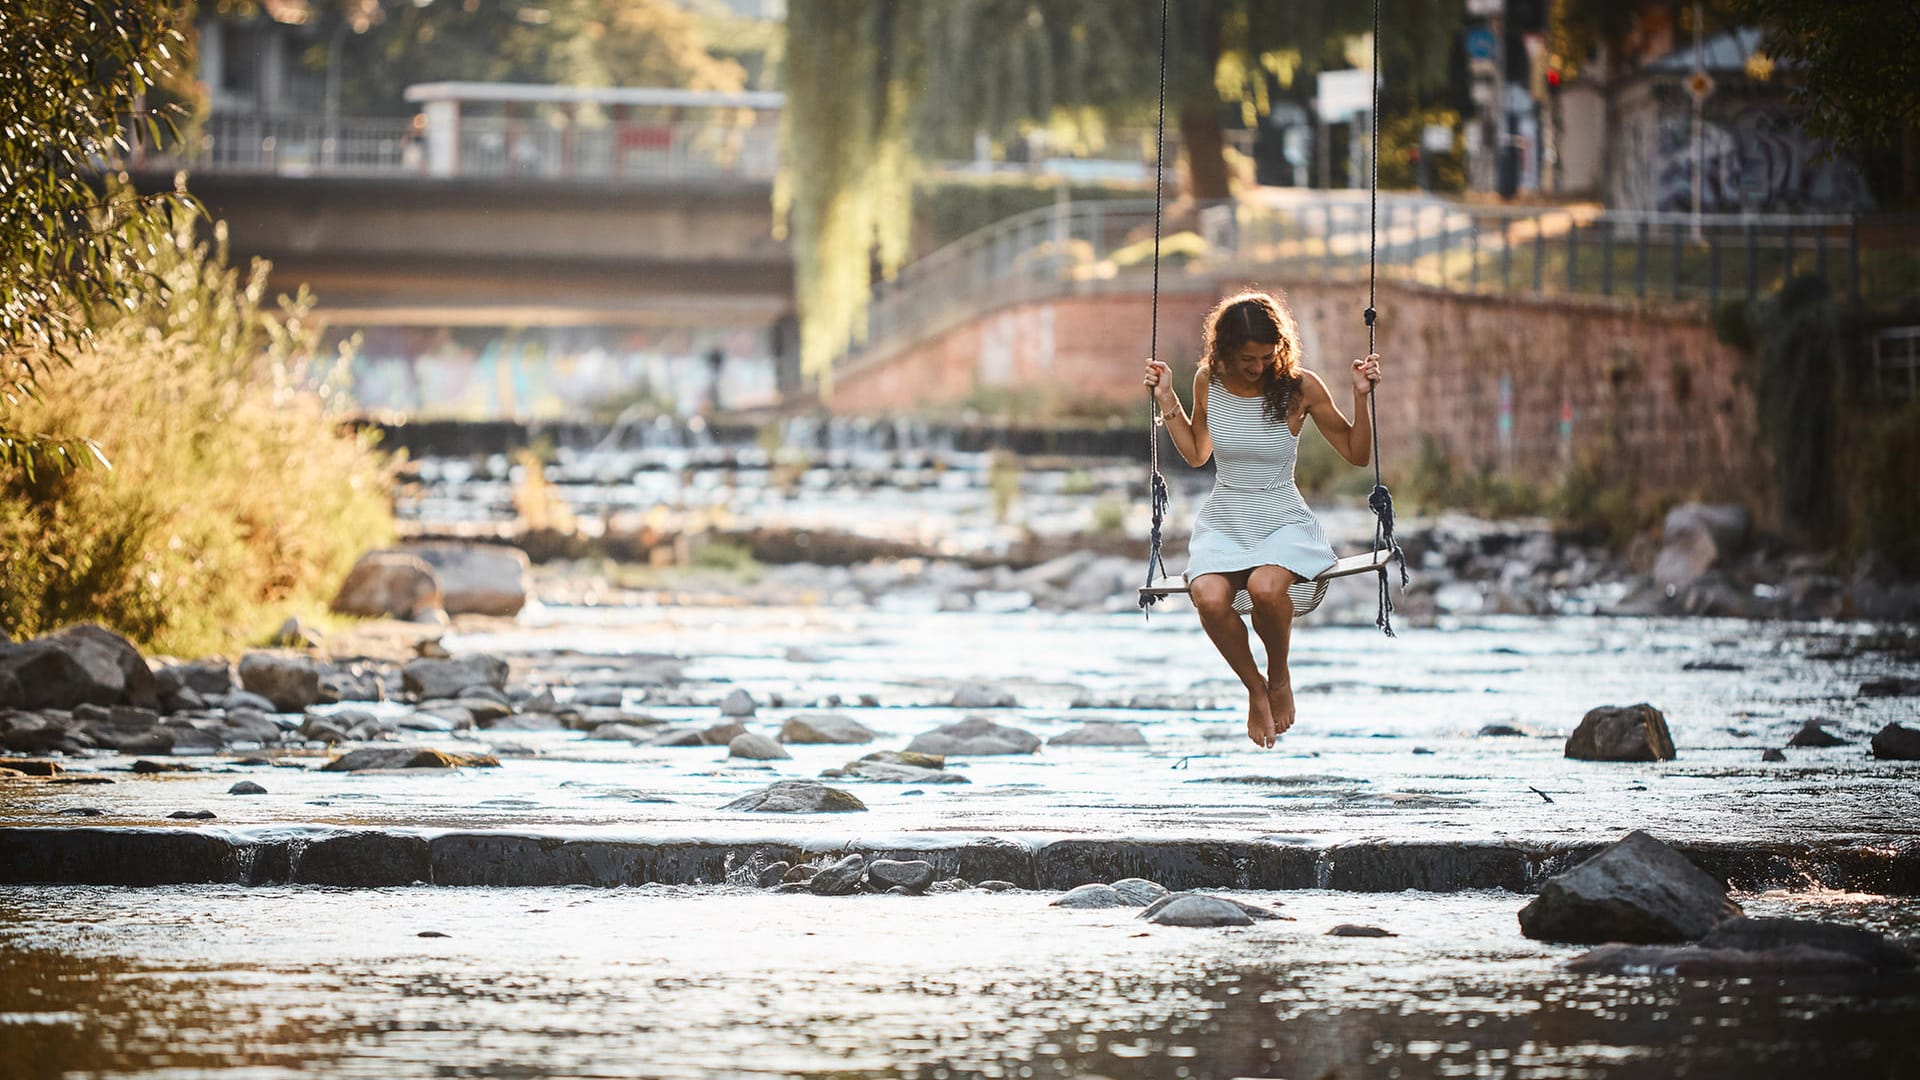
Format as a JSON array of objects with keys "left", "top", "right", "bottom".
[{"left": 1546, "top": 67, "right": 1562, "bottom": 93}]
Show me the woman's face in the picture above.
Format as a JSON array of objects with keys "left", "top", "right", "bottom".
[{"left": 1230, "top": 339, "right": 1277, "bottom": 384}]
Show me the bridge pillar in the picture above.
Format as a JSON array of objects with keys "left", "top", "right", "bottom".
[{"left": 424, "top": 99, "right": 459, "bottom": 177}]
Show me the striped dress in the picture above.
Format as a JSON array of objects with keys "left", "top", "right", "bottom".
[{"left": 1185, "top": 379, "right": 1339, "bottom": 617}]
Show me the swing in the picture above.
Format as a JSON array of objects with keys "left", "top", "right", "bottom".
[{"left": 1135, "top": 0, "right": 1409, "bottom": 635}]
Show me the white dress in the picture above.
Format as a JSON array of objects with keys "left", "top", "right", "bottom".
[{"left": 1184, "top": 380, "right": 1338, "bottom": 617}]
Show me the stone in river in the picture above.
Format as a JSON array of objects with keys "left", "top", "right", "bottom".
[
  {"left": 1109, "top": 878, "right": 1170, "bottom": 906},
  {"left": 1786, "top": 720, "right": 1847, "bottom": 748},
  {"left": 1860, "top": 676, "right": 1920, "bottom": 698},
  {"left": 647, "top": 728, "right": 708, "bottom": 748},
  {"left": 484, "top": 712, "right": 567, "bottom": 733},
  {"left": 1478, "top": 724, "right": 1527, "bottom": 737},
  {"left": 452, "top": 696, "right": 514, "bottom": 724},
  {"left": 131, "top": 759, "right": 197, "bottom": 774},
  {"left": 824, "top": 760, "right": 968, "bottom": 784},
  {"left": 1328, "top": 924, "right": 1397, "bottom": 937},
  {"left": 718, "top": 688, "right": 756, "bottom": 717},
  {"left": 58, "top": 807, "right": 107, "bottom": 816},
  {"left": 1048, "top": 723, "right": 1148, "bottom": 748},
  {"left": 978, "top": 881, "right": 1017, "bottom": 892},
  {"left": 228, "top": 780, "right": 268, "bottom": 795},
  {"left": 321, "top": 748, "right": 501, "bottom": 771},
  {"left": 167, "top": 810, "right": 216, "bottom": 820},
  {"left": 237, "top": 652, "right": 323, "bottom": 713},
  {"left": 331, "top": 551, "right": 443, "bottom": 620},
  {"left": 906, "top": 716, "right": 1041, "bottom": 756},
  {"left": 950, "top": 682, "right": 1018, "bottom": 709},
  {"left": 867, "top": 859, "right": 936, "bottom": 894},
  {"left": 701, "top": 722, "right": 749, "bottom": 746},
  {"left": 783, "top": 864, "right": 819, "bottom": 883},
  {"left": 1052, "top": 883, "right": 1128, "bottom": 909},
  {"left": 1140, "top": 893, "right": 1286, "bottom": 922},
  {"left": 403, "top": 655, "right": 509, "bottom": 700},
  {"left": 756, "top": 861, "right": 791, "bottom": 888},
  {"left": 586, "top": 722, "right": 659, "bottom": 743},
  {"left": 0, "top": 624, "right": 157, "bottom": 710},
  {"left": 721, "top": 780, "right": 866, "bottom": 813},
  {"left": 1871, "top": 722, "right": 1920, "bottom": 761},
  {"left": 1564, "top": 703, "right": 1676, "bottom": 762},
  {"left": 807, "top": 854, "right": 867, "bottom": 896},
  {"left": 0, "top": 758, "right": 60, "bottom": 777},
  {"left": 1699, "top": 917, "right": 1915, "bottom": 974},
  {"left": 779, "top": 713, "right": 877, "bottom": 745},
  {"left": 1761, "top": 748, "right": 1787, "bottom": 762},
  {"left": 396, "top": 542, "right": 530, "bottom": 617},
  {"left": 1518, "top": 830, "right": 1739, "bottom": 944},
  {"left": 1144, "top": 895, "right": 1254, "bottom": 928},
  {"left": 728, "top": 732, "right": 792, "bottom": 761},
  {"left": 859, "top": 750, "right": 945, "bottom": 769}
]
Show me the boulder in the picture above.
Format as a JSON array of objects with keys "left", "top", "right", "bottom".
[
  {"left": 1565, "top": 703, "right": 1676, "bottom": 762},
  {"left": 700, "top": 721, "right": 749, "bottom": 746},
  {"left": 1518, "top": 830, "right": 1739, "bottom": 944},
  {"left": 867, "top": 859, "right": 936, "bottom": 894},
  {"left": 756, "top": 862, "right": 791, "bottom": 888},
  {"left": 1761, "top": 747, "right": 1787, "bottom": 762},
  {"left": 268, "top": 616, "right": 323, "bottom": 650},
  {"left": 1786, "top": 721, "right": 1846, "bottom": 748},
  {"left": 950, "top": 682, "right": 1018, "bottom": 709},
  {"left": 1871, "top": 722, "right": 1920, "bottom": 761},
  {"left": 1110, "top": 878, "right": 1170, "bottom": 906},
  {"left": 1144, "top": 894, "right": 1254, "bottom": 928},
  {"left": 1328, "top": 924, "right": 1397, "bottom": 937},
  {"left": 320, "top": 748, "right": 500, "bottom": 771},
  {"left": 396, "top": 543, "right": 530, "bottom": 617},
  {"left": 156, "top": 659, "right": 234, "bottom": 697},
  {"left": 228, "top": 781, "right": 268, "bottom": 795},
  {"left": 403, "top": 655, "right": 509, "bottom": 700},
  {"left": 858, "top": 750, "right": 945, "bottom": 769},
  {"left": 1698, "top": 917, "right": 1915, "bottom": 974},
  {"left": 586, "top": 723, "right": 664, "bottom": 744},
  {"left": 822, "top": 760, "right": 968, "bottom": 784},
  {"left": 1051, "top": 884, "right": 1129, "bottom": 909},
  {"left": 1565, "top": 943, "right": 1876, "bottom": 977},
  {"left": 718, "top": 689, "right": 756, "bottom": 717},
  {"left": 906, "top": 716, "right": 1041, "bottom": 756},
  {"left": 331, "top": 552, "right": 444, "bottom": 620},
  {"left": 1048, "top": 722, "right": 1148, "bottom": 747},
  {"left": 0, "top": 624, "right": 156, "bottom": 710},
  {"left": 1652, "top": 503, "right": 1751, "bottom": 592},
  {"left": 237, "top": 653, "right": 323, "bottom": 713},
  {"left": 720, "top": 780, "right": 867, "bottom": 813},
  {"left": 1861, "top": 677, "right": 1920, "bottom": 698},
  {"left": 807, "top": 854, "right": 868, "bottom": 896},
  {"left": 318, "top": 666, "right": 386, "bottom": 704},
  {"left": 779, "top": 713, "right": 877, "bottom": 744},
  {"left": 728, "top": 732, "right": 792, "bottom": 761},
  {"left": 1140, "top": 893, "right": 1287, "bottom": 922}
]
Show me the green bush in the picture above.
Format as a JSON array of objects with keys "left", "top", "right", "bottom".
[
  {"left": 0, "top": 207, "right": 392, "bottom": 655},
  {"left": 1850, "top": 403, "right": 1920, "bottom": 576}
]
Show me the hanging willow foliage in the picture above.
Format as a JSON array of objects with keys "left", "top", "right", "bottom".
[{"left": 779, "top": 0, "right": 1464, "bottom": 392}]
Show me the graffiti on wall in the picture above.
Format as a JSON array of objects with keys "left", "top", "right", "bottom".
[
  {"left": 977, "top": 307, "right": 1056, "bottom": 386},
  {"left": 337, "top": 324, "right": 780, "bottom": 418},
  {"left": 1611, "top": 88, "right": 1875, "bottom": 213}
]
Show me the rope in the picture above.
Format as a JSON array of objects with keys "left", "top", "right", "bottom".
[
  {"left": 1365, "top": 0, "right": 1409, "bottom": 637},
  {"left": 1140, "top": 0, "right": 1171, "bottom": 615}
]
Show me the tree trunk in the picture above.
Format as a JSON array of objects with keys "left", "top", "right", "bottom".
[{"left": 1180, "top": 106, "right": 1230, "bottom": 200}]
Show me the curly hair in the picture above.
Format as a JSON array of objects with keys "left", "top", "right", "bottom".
[{"left": 1198, "top": 289, "right": 1305, "bottom": 424}]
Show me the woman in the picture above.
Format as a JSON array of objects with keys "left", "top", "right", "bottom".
[{"left": 1141, "top": 290, "right": 1382, "bottom": 749}]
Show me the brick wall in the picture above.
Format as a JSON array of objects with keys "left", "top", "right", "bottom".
[{"left": 829, "top": 278, "right": 1771, "bottom": 509}]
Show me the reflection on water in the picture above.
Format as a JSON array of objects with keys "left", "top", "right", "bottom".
[{"left": 1, "top": 886, "right": 1914, "bottom": 1079}]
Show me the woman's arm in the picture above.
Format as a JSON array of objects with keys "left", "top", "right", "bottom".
[
  {"left": 1141, "top": 360, "right": 1211, "bottom": 466},
  {"left": 1302, "top": 353, "right": 1382, "bottom": 467}
]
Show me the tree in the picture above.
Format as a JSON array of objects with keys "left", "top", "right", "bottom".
[
  {"left": 0, "top": 0, "right": 188, "bottom": 475},
  {"left": 1733, "top": 0, "right": 1920, "bottom": 150}
]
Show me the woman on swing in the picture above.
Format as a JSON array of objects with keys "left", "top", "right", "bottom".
[{"left": 1141, "top": 289, "right": 1383, "bottom": 749}]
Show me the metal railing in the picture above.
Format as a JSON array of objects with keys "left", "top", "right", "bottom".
[{"left": 845, "top": 193, "right": 1918, "bottom": 369}]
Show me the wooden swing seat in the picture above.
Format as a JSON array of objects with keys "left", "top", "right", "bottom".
[{"left": 1137, "top": 548, "right": 1395, "bottom": 601}]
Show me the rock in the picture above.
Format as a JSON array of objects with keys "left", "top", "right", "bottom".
[
  {"left": 728, "top": 732, "right": 792, "bottom": 761},
  {"left": 1786, "top": 721, "right": 1847, "bottom": 748},
  {"left": 1871, "top": 722, "right": 1920, "bottom": 761},
  {"left": 237, "top": 653, "right": 323, "bottom": 713},
  {"left": 0, "top": 624, "right": 157, "bottom": 710},
  {"left": 756, "top": 861, "right": 791, "bottom": 887},
  {"left": 859, "top": 750, "right": 945, "bottom": 769},
  {"left": 398, "top": 707, "right": 468, "bottom": 732},
  {"left": 950, "top": 682, "right": 1018, "bottom": 709},
  {"left": 779, "top": 713, "right": 877, "bottom": 744},
  {"left": 482, "top": 712, "right": 567, "bottom": 732},
  {"left": 1109, "top": 878, "right": 1170, "bottom": 906},
  {"left": 700, "top": 722, "right": 749, "bottom": 746},
  {"left": 450, "top": 696, "right": 514, "bottom": 725},
  {"left": 1144, "top": 894, "right": 1254, "bottom": 928},
  {"left": 1861, "top": 677, "right": 1920, "bottom": 698},
  {"left": 1051, "top": 883, "right": 1129, "bottom": 909},
  {"left": 1139, "top": 893, "right": 1287, "bottom": 922},
  {"left": 317, "top": 664, "right": 387, "bottom": 704},
  {"left": 1478, "top": 724, "right": 1527, "bottom": 737},
  {"left": 806, "top": 854, "right": 868, "bottom": 896},
  {"left": 268, "top": 616, "right": 323, "bottom": 650},
  {"left": 320, "top": 748, "right": 500, "bottom": 771},
  {"left": 720, "top": 780, "right": 867, "bottom": 813},
  {"left": 585, "top": 722, "right": 659, "bottom": 743},
  {"left": 868, "top": 859, "right": 936, "bottom": 894},
  {"left": 299, "top": 714, "right": 358, "bottom": 743},
  {"left": 156, "top": 659, "right": 234, "bottom": 697},
  {"left": 1518, "top": 830, "right": 1739, "bottom": 944},
  {"left": 1652, "top": 503, "right": 1751, "bottom": 592},
  {"left": 167, "top": 810, "right": 216, "bottom": 820},
  {"left": 228, "top": 781, "right": 268, "bottom": 795},
  {"left": 403, "top": 655, "right": 509, "bottom": 700},
  {"left": 1049, "top": 723, "right": 1148, "bottom": 747},
  {"left": 58, "top": 807, "right": 106, "bottom": 816},
  {"left": 331, "top": 552, "right": 444, "bottom": 620},
  {"left": 217, "top": 709, "right": 284, "bottom": 744},
  {"left": 397, "top": 543, "right": 530, "bottom": 617},
  {"left": 164, "top": 725, "right": 228, "bottom": 755},
  {"left": 823, "top": 759, "right": 968, "bottom": 784},
  {"left": 718, "top": 689, "right": 756, "bottom": 717},
  {"left": 783, "top": 864, "right": 819, "bottom": 883},
  {"left": 905, "top": 716, "right": 1041, "bottom": 756},
  {"left": 1699, "top": 917, "right": 1915, "bottom": 974},
  {"left": 1564, "top": 703, "right": 1676, "bottom": 762},
  {"left": 1761, "top": 747, "right": 1787, "bottom": 762},
  {"left": 1328, "top": 924, "right": 1397, "bottom": 937},
  {"left": 645, "top": 728, "right": 707, "bottom": 748},
  {"left": 0, "top": 758, "right": 60, "bottom": 777},
  {"left": 131, "top": 759, "right": 197, "bottom": 774},
  {"left": 216, "top": 690, "right": 278, "bottom": 713},
  {"left": 978, "top": 880, "right": 1017, "bottom": 892}
]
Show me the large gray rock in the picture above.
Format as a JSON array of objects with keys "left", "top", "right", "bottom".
[
  {"left": 1871, "top": 722, "right": 1920, "bottom": 760},
  {"left": 906, "top": 716, "right": 1041, "bottom": 756},
  {"left": 807, "top": 854, "right": 868, "bottom": 896},
  {"left": 0, "top": 624, "right": 156, "bottom": 710},
  {"left": 1699, "top": 917, "right": 1915, "bottom": 973},
  {"left": 718, "top": 688, "right": 757, "bottom": 717},
  {"left": 321, "top": 747, "right": 500, "bottom": 771},
  {"left": 1144, "top": 894, "right": 1254, "bottom": 927},
  {"left": 1049, "top": 722, "right": 1148, "bottom": 747},
  {"left": 1139, "top": 892, "right": 1286, "bottom": 922},
  {"left": 1051, "top": 883, "right": 1129, "bottom": 909},
  {"left": 822, "top": 759, "right": 969, "bottom": 784},
  {"left": 403, "top": 655, "right": 509, "bottom": 700},
  {"left": 1518, "top": 830, "right": 1739, "bottom": 944},
  {"left": 1110, "top": 878, "right": 1170, "bottom": 905},
  {"left": 156, "top": 659, "right": 234, "bottom": 697},
  {"left": 1786, "top": 720, "right": 1846, "bottom": 748},
  {"left": 1653, "top": 503, "right": 1751, "bottom": 592},
  {"left": 779, "top": 713, "right": 876, "bottom": 744},
  {"left": 237, "top": 652, "right": 323, "bottom": 713},
  {"left": 728, "top": 732, "right": 792, "bottom": 761},
  {"left": 1565, "top": 703, "right": 1676, "bottom": 762},
  {"left": 331, "top": 552, "right": 444, "bottom": 620},
  {"left": 396, "top": 543, "right": 530, "bottom": 616},
  {"left": 720, "top": 780, "right": 867, "bottom": 813},
  {"left": 1566, "top": 943, "right": 1875, "bottom": 977},
  {"left": 950, "top": 682, "right": 1018, "bottom": 709},
  {"left": 867, "top": 859, "right": 936, "bottom": 894}
]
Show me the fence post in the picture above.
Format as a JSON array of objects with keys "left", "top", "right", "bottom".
[
  {"left": 1532, "top": 215, "right": 1545, "bottom": 294},
  {"left": 1566, "top": 214, "right": 1579, "bottom": 294},
  {"left": 1470, "top": 215, "right": 1481, "bottom": 293}
]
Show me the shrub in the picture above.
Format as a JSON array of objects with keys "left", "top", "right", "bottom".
[
  {"left": 0, "top": 206, "right": 392, "bottom": 655},
  {"left": 1849, "top": 403, "right": 1920, "bottom": 576}
]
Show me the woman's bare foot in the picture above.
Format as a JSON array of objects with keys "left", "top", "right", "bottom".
[
  {"left": 1246, "top": 687, "right": 1276, "bottom": 748},
  {"left": 1267, "top": 676, "right": 1296, "bottom": 737}
]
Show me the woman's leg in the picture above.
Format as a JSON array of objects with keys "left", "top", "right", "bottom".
[
  {"left": 1189, "top": 571, "right": 1275, "bottom": 748},
  {"left": 1245, "top": 565, "right": 1299, "bottom": 736}
]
